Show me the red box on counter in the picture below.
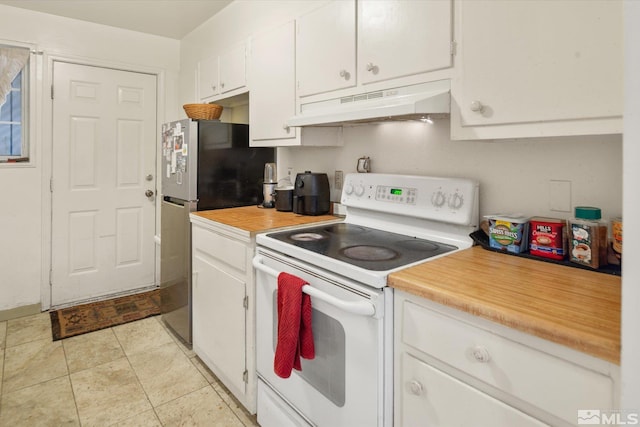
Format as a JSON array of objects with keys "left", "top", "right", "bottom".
[{"left": 529, "top": 217, "right": 567, "bottom": 260}]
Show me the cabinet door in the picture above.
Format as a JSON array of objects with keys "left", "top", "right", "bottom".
[
  {"left": 198, "top": 55, "right": 219, "bottom": 100},
  {"left": 399, "top": 352, "right": 547, "bottom": 427},
  {"left": 296, "top": 0, "right": 356, "bottom": 97},
  {"left": 250, "top": 21, "right": 297, "bottom": 144},
  {"left": 192, "top": 254, "right": 246, "bottom": 395},
  {"left": 456, "top": 0, "right": 622, "bottom": 128},
  {"left": 219, "top": 43, "right": 247, "bottom": 94},
  {"left": 358, "top": 0, "right": 453, "bottom": 85}
]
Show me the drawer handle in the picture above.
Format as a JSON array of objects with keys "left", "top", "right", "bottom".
[
  {"left": 470, "top": 100, "right": 485, "bottom": 113},
  {"left": 408, "top": 380, "right": 424, "bottom": 396},
  {"left": 471, "top": 346, "right": 491, "bottom": 363}
]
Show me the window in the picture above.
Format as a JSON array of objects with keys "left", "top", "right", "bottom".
[{"left": 0, "top": 46, "right": 30, "bottom": 163}]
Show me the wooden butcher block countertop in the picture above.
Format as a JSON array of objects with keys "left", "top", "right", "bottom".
[
  {"left": 388, "top": 246, "right": 621, "bottom": 364},
  {"left": 191, "top": 206, "right": 339, "bottom": 234}
]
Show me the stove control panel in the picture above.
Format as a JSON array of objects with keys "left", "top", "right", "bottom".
[
  {"left": 342, "top": 173, "right": 479, "bottom": 226},
  {"left": 375, "top": 185, "right": 417, "bottom": 204}
]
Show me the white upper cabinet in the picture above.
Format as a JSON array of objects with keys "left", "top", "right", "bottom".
[
  {"left": 296, "top": 0, "right": 452, "bottom": 99},
  {"left": 452, "top": 0, "right": 623, "bottom": 140},
  {"left": 219, "top": 43, "right": 247, "bottom": 95},
  {"left": 197, "top": 41, "right": 248, "bottom": 101},
  {"left": 358, "top": 0, "right": 453, "bottom": 85},
  {"left": 198, "top": 55, "right": 219, "bottom": 100},
  {"left": 296, "top": 0, "right": 356, "bottom": 97},
  {"left": 250, "top": 21, "right": 298, "bottom": 145},
  {"left": 250, "top": 19, "right": 345, "bottom": 147}
]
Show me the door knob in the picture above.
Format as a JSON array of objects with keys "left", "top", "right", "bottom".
[
  {"left": 145, "top": 174, "right": 153, "bottom": 181},
  {"left": 145, "top": 190, "right": 154, "bottom": 198}
]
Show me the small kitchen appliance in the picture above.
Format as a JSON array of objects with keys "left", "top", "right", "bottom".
[
  {"left": 253, "top": 173, "right": 479, "bottom": 427},
  {"left": 293, "top": 171, "right": 331, "bottom": 215},
  {"left": 275, "top": 186, "right": 294, "bottom": 211},
  {"left": 262, "top": 162, "right": 277, "bottom": 208}
]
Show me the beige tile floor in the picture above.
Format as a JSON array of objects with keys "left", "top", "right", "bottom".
[{"left": 0, "top": 312, "right": 260, "bottom": 426}]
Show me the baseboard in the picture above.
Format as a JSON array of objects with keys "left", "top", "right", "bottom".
[{"left": 0, "top": 303, "right": 43, "bottom": 322}]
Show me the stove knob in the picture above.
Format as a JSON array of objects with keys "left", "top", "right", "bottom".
[
  {"left": 448, "top": 192, "right": 464, "bottom": 209},
  {"left": 431, "top": 191, "right": 446, "bottom": 207},
  {"left": 344, "top": 183, "right": 354, "bottom": 195},
  {"left": 354, "top": 185, "right": 365, "bottom": 197}
]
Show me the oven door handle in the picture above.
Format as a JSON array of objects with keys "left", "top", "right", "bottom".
[{"left": 253, "top": 256, "right": 376, "bottom": 317}]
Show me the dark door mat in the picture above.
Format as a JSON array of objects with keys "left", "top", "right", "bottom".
[{"left": 49, "top": 289, "right": 161, "bottom": 341}]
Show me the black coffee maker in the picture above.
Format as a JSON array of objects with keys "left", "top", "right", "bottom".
[{"left": 293, "top": 171, "right": 330, "bottom": 215}]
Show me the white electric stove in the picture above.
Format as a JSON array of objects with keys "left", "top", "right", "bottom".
[{"left": 253, "top": 173, "right": 479, "bottom": 427}]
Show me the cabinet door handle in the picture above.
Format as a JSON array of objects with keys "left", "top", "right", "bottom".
[
  {"left": 471, "top": 345, "right": 491, "bottom": 363},
  {"left": 283, "top": 124, "right": 290, "bottom": 133},
  {"left": 211, "top": 85, "right": 216, "bottom": 91},
  {"left": 366, "top": 62, "right": 375, "bottom": 72},
  {"left": 408, "top": 380, "right": 424, "bottom": 396},
  {"left": 470, "top": 100, "right": 485, "bottom": 113},
  {"left": 221, "top": 82, "right": 225, "bottom": 88},
  {"left": 339, "top": 69, "right": 351, "bottom": 80}
]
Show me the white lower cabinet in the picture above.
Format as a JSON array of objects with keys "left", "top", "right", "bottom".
[
  {"left": 395, "top": 290, "right": 619, "bottom": 427},
  {"left": 400, "top": 352, "right": 546, "bottom": 427},
  {"left": 191, "top": 220, "right": 256, "bottom": 413}
]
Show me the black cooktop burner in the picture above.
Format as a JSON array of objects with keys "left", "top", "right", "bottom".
[
  {"left": 267, "top": 223, "right": 457, "bottom": 271},
  {"left": 341, "top": 245, "right": 399, "bottom": 261},
  {"left": 290, "top": 232, "right": 327, "bottom": 242}
]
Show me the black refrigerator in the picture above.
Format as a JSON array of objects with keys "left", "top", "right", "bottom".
[{"left": 160, "top": 119, "right": 275, "bottom": 344}]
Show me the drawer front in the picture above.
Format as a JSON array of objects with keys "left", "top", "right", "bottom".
[
  {"left": 399, "top": 352, "right": 548, "bottom": 427},
  {"left": 402, "top": 300, "right": 614, "bottom": 425},
  {"left": 192, "top": 226, "right": 246, "bottom": 273}
]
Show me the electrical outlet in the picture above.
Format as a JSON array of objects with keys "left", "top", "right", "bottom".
[{"left": 335, "top": 170, "right": 343, "bottom": 189}]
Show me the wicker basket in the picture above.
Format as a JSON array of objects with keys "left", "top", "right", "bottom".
[{"left": 183, "top": 103, "right": 223, "bottom": 120}]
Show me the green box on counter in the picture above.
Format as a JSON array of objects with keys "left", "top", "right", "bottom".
[{"left": 486, "top": 214, "right": 530, "bottom": 254}]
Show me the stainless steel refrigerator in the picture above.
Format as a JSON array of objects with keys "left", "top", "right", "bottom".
[{"left": 160, "top": 119, "right": 275, "bottom": 344}]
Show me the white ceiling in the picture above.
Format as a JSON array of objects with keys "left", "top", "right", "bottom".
[{"left": 0, "top": 0, "right": 233, "bottom": 39}]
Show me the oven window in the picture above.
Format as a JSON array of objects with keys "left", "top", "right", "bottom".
[{"left": 272, "top": 291, "right": 346, "bottom": 407}]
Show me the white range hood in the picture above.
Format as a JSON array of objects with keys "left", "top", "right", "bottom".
[{"left": 287, "top": 80, "right": 450, "bottom": 127}]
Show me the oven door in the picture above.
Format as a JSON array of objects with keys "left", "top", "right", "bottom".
[{"left": 253, "top": 247, "right": 391, "bottom": 427}]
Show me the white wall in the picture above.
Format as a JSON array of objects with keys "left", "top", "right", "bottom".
[
  {"left": 279, "top": 122, "right": 623, "bottom": 221},
  {"left": 621, "top": 0, "right": 640, "bottom": 411},
  {"left": 0, "top": 4, "right": 180, "bottom": 311}
]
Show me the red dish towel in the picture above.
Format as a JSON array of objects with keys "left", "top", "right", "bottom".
[{"left": 274, "top": 272, "right": 315, "bottom": 378}]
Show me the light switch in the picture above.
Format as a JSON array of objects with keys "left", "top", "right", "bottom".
[{"left": 549, "top": 180, "right": 571, "bottom": 212}]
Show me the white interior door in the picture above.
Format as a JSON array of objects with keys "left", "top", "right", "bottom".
[{"left": 51, "top": 61, "right": 157, "bottom": 306}]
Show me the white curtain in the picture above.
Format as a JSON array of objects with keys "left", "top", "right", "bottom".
[{"left": 0, "top": 46, "right": 30, "bottom": 110}]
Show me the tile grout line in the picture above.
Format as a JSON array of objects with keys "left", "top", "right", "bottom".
[
  {"left": 60, "top": 336, "right": 83, "bottom": 426},
  {"left": 110, "top": 323, "right": 162, "bottom": 426},
  {"left": 187, "top": 355, "right": 256, "bottom": 427},
  {"left": 0, "top": 321, "right": 5, "bottom": 406}
]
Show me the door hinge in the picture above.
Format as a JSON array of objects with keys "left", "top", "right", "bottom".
[
  {"left": 450, "top": 41, "right": 457, "bottom": 56},
  {"left": 50, "top": 84, "right": 54, "bottom": 100},
  {"left": 243, "top": 295, "right": 249, "bottom": 309},
  {"left": 49, "top": 178, "right": 54, "bottom": 192},
  {"left": 49, "top": 268, "right": 53, "bottom": 286},
  {"left": 243, "top": 370, "right": 248, "bottom": 383}
]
